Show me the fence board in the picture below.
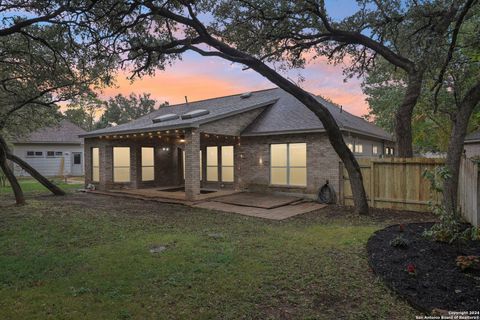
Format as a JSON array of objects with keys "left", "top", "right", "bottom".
[
  {"left": 458, "top": 157, "right": 479, "bottom": 226},
  {"left": 340, "top": 157, "right": 479, "bottom": 226},
  {"left": 340, "top": 157, "right": 444, "bottom": 212}
]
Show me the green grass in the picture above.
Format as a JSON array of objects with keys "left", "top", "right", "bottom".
[
  {"left": 0, "top": 183, "right": 421, "bottom": 319},
  {"left": 0, "top": 178, "right": 81, "bottom": 194}
]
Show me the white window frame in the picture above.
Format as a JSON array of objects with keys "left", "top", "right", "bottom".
[
  {"left": 141, "top": 147, "right": 155, "bottom": 182},
  {"left": 113, "top": 147, "right": 131, "bottom": 183},
  {"left": 270, "top": 143, "right": 307, "bottom": 187},
  {"left": 347, "top": 143, "right": 354, "bottom": 152},
  {"left": 372, "top": 145, "right": 378, "bottom": 155},
  {"left": 221, "top": 146, "right": 234, "bottom": 183},
  {"left": 206, "top": 146, "right": 218, "bottom": 182},
  {"left": 355, "top": 144, "right": 363, "bottom": 154},
  {"left": 92, "top": 147, "right": 100, "bottom": 182}
]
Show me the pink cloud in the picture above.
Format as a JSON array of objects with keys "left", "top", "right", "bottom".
[{"left": 98, "top": 52, "right": 369, "bottom": 116}]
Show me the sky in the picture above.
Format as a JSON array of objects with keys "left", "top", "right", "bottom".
[{"left": 98, "top": 0, "right": 369, "bottom": 116}]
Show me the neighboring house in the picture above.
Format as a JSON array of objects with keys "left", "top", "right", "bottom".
[
  {"left": 80, "top": 88, "right": 394, "bottom": 200},
  {"left": 12, "top": 120, "right": 86, "bottom": 177},
  {"left": 464, "top": 131, "right": 480, "bottom": 159}
]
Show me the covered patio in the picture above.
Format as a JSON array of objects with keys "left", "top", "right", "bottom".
[{"left": 84, "top": 128, "right": 242, "bottom": 201}]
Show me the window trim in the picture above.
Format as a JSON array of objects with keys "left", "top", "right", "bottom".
[
  {"left": 354, "top": 144, "right": 363, "bottom": 154},
  {"left": 206, "top": 146, "right": 219, "bottom": 182},
  {"left": 91, "top": 147, "right": 100, "bottom": 182},
  {"left": 269, "top": 143, "right": 307, "bottom": 187},
  {"left": 372, "top": 145, "right": 378, "bottom": 155},
  {"left": 141, "top": 147, "right": 155, "bottom": 182},
  {"left": 220, "top": 146, "right": 234, "bottom": 183},
  {"left": 113, "top": 147, "right": 131, "bottom": 183}
]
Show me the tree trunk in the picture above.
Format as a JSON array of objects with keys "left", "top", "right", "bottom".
[
  {"left": 443, "top": 81, "right": 480, "bottom": 214},
  {"left": 394, "top": 71, "right": 424, "bottom": 157},
  {"left": 0, "top": 143, "right": 25, "bottom": 205},
  {"left": 0, "top": 135, "right": 66, "bottom": 197}
]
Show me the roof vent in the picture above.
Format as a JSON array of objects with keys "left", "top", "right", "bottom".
[
  {"left": 152, "top": 113, "right": 179, "bottom": 123},
  {"left": 240, "top": 92, "right": 252, "bottom": 99},
  {"left": 181, "top": 109, "right": 210, "bottom": 119}
]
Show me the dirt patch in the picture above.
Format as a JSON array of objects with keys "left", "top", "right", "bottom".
[{"left": 367, "top": 223, "right": 480, "bottom": 312}]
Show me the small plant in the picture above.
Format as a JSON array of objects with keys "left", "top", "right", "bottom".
[
  {"left": 406, "top": 263, "right": 416, "bottom": 275},
  {"left": 456, "top": 255, "right": 480, "bottom": 271},
  {"left": 390, "top": 235, "right": 409, "bottom": 249},
  {"left": 422, "top": 167, "right": 477, "bottom": 243}
]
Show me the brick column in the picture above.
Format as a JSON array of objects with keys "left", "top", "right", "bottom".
[
  {"left": 101, "top": 145, "right": 113, "bottom": 190},
  {"left": 130, "top": 145, "right": 141, "bottom": 189},
  {"left": 184, "top": 128, "right": 200, "bottom": 200}
]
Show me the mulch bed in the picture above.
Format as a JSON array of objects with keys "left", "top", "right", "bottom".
[{"left": 367, "top": 223, "right": 480, "bottom": 313}]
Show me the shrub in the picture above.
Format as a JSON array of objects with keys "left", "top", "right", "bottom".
[
  {"left": 390, "top": 235, "right": 409, "bottom": 249},
  {"left": 423, "top": 167, "right": 477, "bottom": 243},
  {"left": 456, "top": 255, "right": 480, "bottom": 271}
]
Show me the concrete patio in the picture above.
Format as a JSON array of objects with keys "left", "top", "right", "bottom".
[{"left": 88, "top": 190, "right": 326, "bottom": 220}]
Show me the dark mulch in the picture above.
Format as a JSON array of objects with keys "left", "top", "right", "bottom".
[{"left": 367, "top": 223, "right": 480, "bottom": 312}]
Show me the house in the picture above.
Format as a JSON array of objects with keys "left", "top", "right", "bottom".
[
  {"left": 80, "top": 88, "right": 394, "bottom": 201},
  {"left": 12, "top": 120, "right": 86, "bottom": 177},
  {"left": 464, "top": 131, "right": 480, "bottom": 158}
]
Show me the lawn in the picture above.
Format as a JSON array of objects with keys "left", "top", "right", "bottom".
[{"left": 0, "top": 182, "right": 433, "bottom": 319}]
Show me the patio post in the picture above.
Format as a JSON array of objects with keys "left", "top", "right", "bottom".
[{"left": 184, "top": 128, "right": 201, "bottom": 200}]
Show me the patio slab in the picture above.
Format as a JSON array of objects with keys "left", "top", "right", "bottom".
[
  {"left": 212, "top": 192, "right": 300, "bottom": 209},
  {"left": 193, "top": 200, "right": 327, "bottom": 220}
]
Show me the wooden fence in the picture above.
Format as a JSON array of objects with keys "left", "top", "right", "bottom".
[
  {"left": 340, "top": 157, "right": 444, "bottom": 212},
  {"left": 458, "top": 157, "right": 479, "bottom": 226},
  {"left": 340, "top": 157, "right": 479, "bottom": 226}
]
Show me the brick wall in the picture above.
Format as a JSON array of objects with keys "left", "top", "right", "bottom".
[{"left": 237, "top": 133, "right": 341, "bottom": 196}]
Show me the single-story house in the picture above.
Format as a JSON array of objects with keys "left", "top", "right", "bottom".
[
  {"left": 12, "top": 120, "right": 86, "bottom": 177},
  {"left": 464, "top": 131, "right": 480, "bottom": 158},
  {"left": 80, "top": 88, "right": 394, "bottom": 200}
]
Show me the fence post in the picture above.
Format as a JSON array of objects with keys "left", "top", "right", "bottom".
[{"left": 370, "top": 160, "right": 375, "bottom": 208}]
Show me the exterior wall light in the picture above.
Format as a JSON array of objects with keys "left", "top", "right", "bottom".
[{"left": 259, "top": 157, "right": 263, "bottom": 165}]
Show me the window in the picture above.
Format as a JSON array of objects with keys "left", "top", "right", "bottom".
[
  {"left": 55, "top": 151, "right": 63, "bottom": 156},
  {"left": 92, "top": 148, "right": 100, "bottom": 182},
  {"left": 26, "top": 151, "right": 35, "bottom": 157},
  {"left": 31, "top": 151, "right": 43, "bottom": 157},
  {"left": 73, "top": 153, "right": 82, "bottom": 165},
  {"left": 47, "top": 151, "right": 55, "bottom": 157},
  {"left": 372, "top": 145, "right": 378, "bottom": 155},
  {"left": 270, "top": 143, "right": 307, "bottom": 186},
  {"left": 355, "top": 144, "right": 363, "bottom": 153},
  {"left": 347, "top": 143, "right": 354, "bottom": 152},
  {"left": 385, "top": 147, "right": 394, "bottom": 156},
  {"left": 182, "top": 150, "right": 202, "bottom": 180},
  {"left": 221, "top": 146, "right": 234, "bottom": 182},
  {"left": 206, "top": 146, "right": 218, "bottom": 181},
  {"left": 141, "top": 147, "right": 154, "bottom": 181},
  {"left": 113, "top": 147, "right": 130, "bottom": 182}
]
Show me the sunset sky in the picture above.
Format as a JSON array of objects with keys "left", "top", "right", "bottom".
[{"left": 99, "top": 1, "right": 369, "bottom": 116}]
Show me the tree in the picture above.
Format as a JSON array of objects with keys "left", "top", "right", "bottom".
[
  {"left": 64, "top": 93, "right": 104, "bottom": 132},
  {"left": 0, "top": 2, "right": 116, "bottom": 204},
  {"left": 102, "top": 93, "right": 159, "bottom": 126},
  {"left": 363, "top": 4, "right": 480, "bottom": 215},
  {"left": 87, "top": 0, "right": 370, "bottom": 213},
  {"left": 209, "top": 0, "right": 474, "bottom": 157}
]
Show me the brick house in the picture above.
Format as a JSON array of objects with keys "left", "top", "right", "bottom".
[{"left": 80, "top": 88, "right": 394, "bottom": 201}]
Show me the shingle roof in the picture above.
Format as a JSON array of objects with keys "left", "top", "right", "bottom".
[
  {"left": 80, "top": 91, "right": 278, "bottom": 138},
  {"left": 81, "top": 87, "right": 393, "bottom": 141},
  {"left": 465, "top": 130, "right": 480, "bottom": 143},
  {"left": 14, "top": 120, "right": 86, "bottom": 144}
]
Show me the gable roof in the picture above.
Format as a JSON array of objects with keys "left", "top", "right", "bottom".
[
  {"left": 14, "top": 120, "right": 86, "bottom": 144},
  {"left": 81, "top": 88, "right": 392, "bottom": 141},
  {"left": 465, "top": 130, "right": 480, "bottom": 143}
]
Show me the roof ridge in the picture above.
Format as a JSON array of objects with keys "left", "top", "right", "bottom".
[{"left": 161, "top": 87, "right": 279, "bottom": 109}]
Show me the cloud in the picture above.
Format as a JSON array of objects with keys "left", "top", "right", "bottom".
[{"left": 99, "top": 51, "right": 369, "bottom": 116}]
